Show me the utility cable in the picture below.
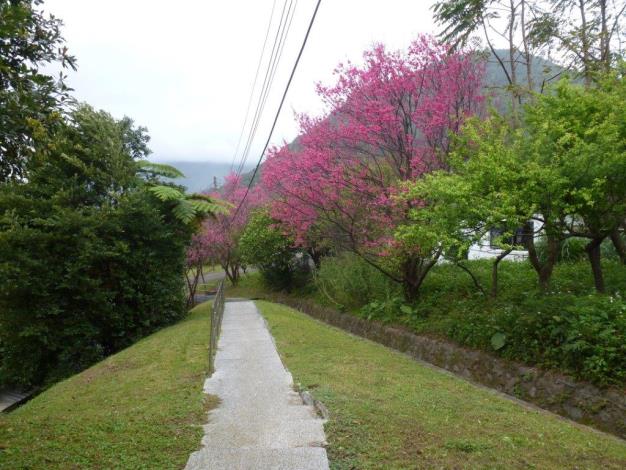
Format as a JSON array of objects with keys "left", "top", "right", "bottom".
[
  {"left": 236, "top": 0, "right": 298, "bottom": 178},
  {"left": 230, "top": 0, "right": 322, "bottom": 222},
  {"left": 229, "top": 0, "right": 278, "bottom": 173}
]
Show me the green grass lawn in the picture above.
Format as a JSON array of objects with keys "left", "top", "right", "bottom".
[
  {"left": 228, "top": 259, "right": 626, "bottom": 387},
  {"left": 0, "top": 302, "right": 214, "bottom": 469},
  {"left": 257, "top": 300, "right": 626, "bottom": 469}
]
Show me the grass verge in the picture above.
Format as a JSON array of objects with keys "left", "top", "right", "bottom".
[
  {"left": 0, "top": 302, "right": 214, "bottom": 469},
  {"left": 257, "top": 300, "right": 626, "bottom": 469},
  {"left": 228, "top": 258, "right": 626, "bottom": 387}
]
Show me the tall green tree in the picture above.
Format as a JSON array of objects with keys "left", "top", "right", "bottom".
[
  {"left": 531, "top": 0, "right": 626, "bottom": 86},
  {"left": 399, "top": 113, "right": 565, "bottom": 294},
  {"left": 0, "top": 105, "right": 196, "bottom": 387},
  {"left": 525, "top": 74, "right": 626, "bottom": 291},
  {"left": 403, "top": 75, "right": 626, "bottom": 293},
  {"left": 433, "top": 0, "right": 550, "bottom": 116},
  {"left": 433, "top": 0, "right": 626, "bottom": 101},
  {"left": 240, "top": 210, "right": 308, "bottom": 291},
  {"left": 0, "top": 0, "right": 76, "bottom": 182}
]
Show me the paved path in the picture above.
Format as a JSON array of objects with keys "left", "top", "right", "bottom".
[
  {"left": 0, "top": 389, "right": 31, "bottom": 412},
  {"left": 186, "top": 301, "right": 329, "bottom": 470},
  {"left": 199, "top": 268, "right": 257, "bottom": 284}
]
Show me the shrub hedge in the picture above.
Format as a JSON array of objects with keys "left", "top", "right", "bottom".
[{"left": 316, "top": 254, "right": 626, "bottom": 386}]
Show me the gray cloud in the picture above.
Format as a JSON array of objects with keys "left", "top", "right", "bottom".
[{"left": 46, "top": 0, "right": 437, "bottom": 163}]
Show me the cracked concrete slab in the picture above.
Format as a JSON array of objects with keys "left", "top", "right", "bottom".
[{"left": 186, "top": 301, "right": 329, "bottom": 470}]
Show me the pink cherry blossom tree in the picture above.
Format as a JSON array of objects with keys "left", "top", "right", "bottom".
[
  {"left": 192, "top": 173, "right": 263, "bottom": 287},
  {"left": 262, "top": 36, "right": 485, "bottom": 300},
  {"left": 185, "top": 230, "right": 214, "bottom": 307}
]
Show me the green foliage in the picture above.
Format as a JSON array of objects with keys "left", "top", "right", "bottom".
[
  {"left": 313, "top": 255, "right": 626, "bottom": 386},
  {"left": 535, "top": 236, "right": 621, "bottom": 264},
  {"left": 399, "top": 113, "right": 533, "bottom": 265},
  {"left": 403, "top": 75, "right": 626, "bottom": 293},
  {"left": 315, "top": 253, "right": 401, "bottom": 311},
  {"left": 146, "top": 172, "right": 228, "bottom": 226},
  {"left": 149, "top": 184, "right": 186, "bottom": 201},
  {"left": 239, "top": 210, "right": 309, "bottom": 291},
  {"left": 0, "top": 105, "right": 193, "bottom": 387},
  {"left": 490, "top": 332, "right": 506, "bottom": 350},
  {"left": 360, "top": 297, "right": 419, "bottom": 324},
  {"left": 137, "top": 161, "right": 185, "bottom": 179},
  {"left": 526, "top": 75, "right": 626, "bottom": 236},
  {"left": 0, "top": 0, "right": 77, "bottom": 182},
  {"left": 444, "top": 290, "right": 626, "bottom": 386}
]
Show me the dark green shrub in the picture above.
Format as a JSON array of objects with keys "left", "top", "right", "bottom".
[
  {"left": 315, "top": 256, "right": 626, "bottom": 386},
  {"left": 360, "top": 297, "right": 420, "bottom": 324},
  {"left": 443, "top": 293, "right": 626, "bottom": 386},
  {"left": 0, "top": 106, "right": 192, "bottom": 387},
  {"left": 418, "top": 260, "right": 626, "bottom": 386}
]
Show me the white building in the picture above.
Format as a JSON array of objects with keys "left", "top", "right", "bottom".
[{"left": 467, "top": 225, "right": 537, "bottom": 262}]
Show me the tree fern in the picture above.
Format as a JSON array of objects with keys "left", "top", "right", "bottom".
[
  {"left": 172, "top": 199, "right": 197, "bottom": 224},
  {"left": 148, "top": 185, "right": 228, "bottom": 225},
  {"left": 149, "top": 185, "right": 184, "bottom": 202},
  {"left": 137, "top": 161, "right": 185, "bottom": 179}
]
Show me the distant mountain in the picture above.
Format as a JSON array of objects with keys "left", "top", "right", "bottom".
[
  {"left": 485, "top": 49, "right": 568, "bottom": 91},
  {"left": 153, "top": 160, "right": 252, "bottom": 193}
]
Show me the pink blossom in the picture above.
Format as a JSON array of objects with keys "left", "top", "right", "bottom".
[{"left": 262, "top": 36, "right": 485, "bottom": 266}]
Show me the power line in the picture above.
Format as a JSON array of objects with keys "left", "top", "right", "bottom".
[
  {"left": 233, "top": 0, "right": 289, "bottom": 177},
  {"left": 230, "top": 0, "right": 322, "bottom": 222},
  {"left": 235, "top": 0, "right": 298, "bottom": 179},
  {"left": 235, "top": 0, "right": 297, "bottom": 179},
  {"left": 234, "top": 0, "right": 290, "bottom": 177},
  {"left": 229, "top": 0, "right": 278, "bottom": 173}
]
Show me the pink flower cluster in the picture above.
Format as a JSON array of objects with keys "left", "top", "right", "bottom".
[
  {"left": 188, "top": 173, "right": 264, "bottom": 270},
  {"left": 262, "top": 36, "right": 485, "bottom": 257}
]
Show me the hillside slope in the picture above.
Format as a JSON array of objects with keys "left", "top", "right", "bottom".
[{"left": 0, "top": 302, "right": 214, "bottom": 469}]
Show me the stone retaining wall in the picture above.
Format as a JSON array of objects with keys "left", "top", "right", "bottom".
[{"left": 257, "top": 293, "right": 626, "bottom": 439}]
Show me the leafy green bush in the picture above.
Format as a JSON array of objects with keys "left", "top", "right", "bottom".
[
  {"left": 0, "top": 106, "right": 192, "bottom": 387},
  {"left": 239, "top": 211, "right": 309, "bottom": 292},
  {"left": 314, "top": 255, "right": 626, "bottom": 386},
  {"left": 360, "top": 297, "right": 420, "bottom": 324},
  {"left": 315, "top": 253, "right": 400, "bottom": 311},
  {"left": 443, "top": 293, "right": 626, "bottom": 386}
]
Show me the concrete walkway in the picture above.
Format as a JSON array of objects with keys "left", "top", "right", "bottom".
[
  {"left": 186, "top": 301, "right": 329, "bottom": 470},
  {"left": 0, "top": 389, "right": 31, "bottom": 412}
]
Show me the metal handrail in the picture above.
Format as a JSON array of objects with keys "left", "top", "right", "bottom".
[{"left": 208, "top": 280, "right": 225, "bottom": 373}]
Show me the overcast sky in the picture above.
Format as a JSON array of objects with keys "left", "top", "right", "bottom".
[{"left": 44, "top": 0, "right": 439, "bottom": 164}]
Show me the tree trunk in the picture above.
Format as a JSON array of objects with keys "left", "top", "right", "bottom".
[
  {"left": 185, "top": 263, "right": 203, "bottom": 308},
  {"left": 456, "top": 261, "right": 486, "bottom": 296},
  {"left": 599, "top": 0, "right": 610, "bottom": 72},
  {"left": 492, "top": 248, "right": 513, "bottom": 298},
  {"left": 520, "top": 0, "right": 534, "bottom": 93},
  {"left": 586, "top": 238, "right": 606, "bottom": 293},
  {"left": 508, "top": 0, "right": 519, "bottom": 119},
  {"left": 524, "top": 224, "right": 559, "bottom": 291},
  {"left": 402, "top": 252, "right": 441, "bottom": 303},
  {"left": 610, "top": 228, "right": 626, "bottom": 264},
  {"left": 223, "top": 262, "right": 240, "bottom": 286},
  {"left": 578, "top": 0, "right": 592, "bottom": 87}
]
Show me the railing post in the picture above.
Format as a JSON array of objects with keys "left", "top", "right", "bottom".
[{"left": 208, "top": 280, "right": 225, "bottom": 374}]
